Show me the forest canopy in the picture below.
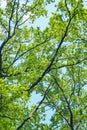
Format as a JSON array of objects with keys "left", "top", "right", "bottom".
[{"left": 0, "top": 0, "right": 87, "bottom": 130}]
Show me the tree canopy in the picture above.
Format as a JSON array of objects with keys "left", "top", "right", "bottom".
[{"left": 0, "top": 0, "right": 87, "bottom": 130}]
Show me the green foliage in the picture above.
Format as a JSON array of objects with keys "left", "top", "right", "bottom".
[{"left": 0, "top": 0, "right": 87, "bottom": 130}]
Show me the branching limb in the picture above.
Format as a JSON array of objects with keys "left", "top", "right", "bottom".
[
  {"left": 51, "top": 75, "right": 74, "bottom": 130},
  {"left": 65, "top": 0, "right": 71, "bottom": 17},
  {"left": 28, "top": 15, "right": 73, "bottom": 91},
  {"left": 16, "top": 85, "right": 50, "bottom": 130},
  {"left": 51, "top": 57, "right": 87, "bottom": 70},
  {"left": 8, "top": 0, "right": 16, "bottom": 36},
  {"left": 43, "top": 89, "right": 71, "bottom": 128}
]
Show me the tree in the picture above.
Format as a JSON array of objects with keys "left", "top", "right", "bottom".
[{"left": 0, "top": 0, "right": 87, "bottom": 129}]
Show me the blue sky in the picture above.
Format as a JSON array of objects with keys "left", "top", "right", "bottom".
[{"left": 31, "top": 0, "right": 58, "bottom": 30}]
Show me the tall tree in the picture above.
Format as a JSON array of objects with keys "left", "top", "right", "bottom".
[{"left": 0, "top": 0, "right": 87, "bottom": 129}]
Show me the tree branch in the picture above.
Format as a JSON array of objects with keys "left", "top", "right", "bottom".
[
  {"left": 16, "top": 86, "right": 50, "bottom": 130},
  {"left": 51, "top": 57, "right": 87, "bottom": 70},
  {"left": 51, "top": 75, "right": 74, "bottom": 130},
  {"left": 28, "top": 16, "right": 73, "bottom": 91},
  {"left": 65, "top": 0, "right": 71, "bottom": 17}
]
